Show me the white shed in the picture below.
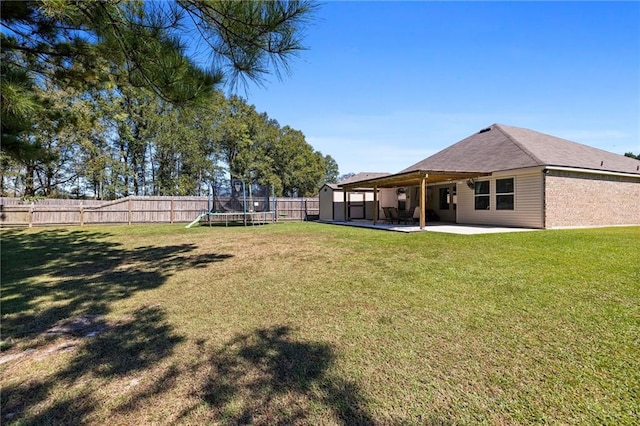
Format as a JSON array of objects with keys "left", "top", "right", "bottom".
[{"left": 319, "top": 173, "right": 394, "bottom": 222}]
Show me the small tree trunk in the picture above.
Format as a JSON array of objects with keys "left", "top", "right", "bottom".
[{"left": 24, "top": 163, "right": 36, "bottom": 197}]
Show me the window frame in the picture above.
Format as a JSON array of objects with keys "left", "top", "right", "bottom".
[
  {"left": 474, "top": 180, "right": 490, "bottom": 210},
  {"left": 439, "top": 187, "right": 450, "bottom": 210},
  {"left": 452, "top": 185, "right": 457, "bottom": 210},
  {"left": 495, "top": 177, "right": 515, "bottom": 211}
]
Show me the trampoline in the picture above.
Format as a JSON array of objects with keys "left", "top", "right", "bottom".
[{"left": 186, "top": 179, "right": 275, "bottom": 227}]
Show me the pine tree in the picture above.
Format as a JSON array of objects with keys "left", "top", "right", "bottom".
[{"left": 1, "top": 0, "right": 317, "bottom": 160}]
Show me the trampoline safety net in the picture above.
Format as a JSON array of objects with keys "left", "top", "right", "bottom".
[{"left": 211, "top": 179, "right": 272, "bottom": 213}]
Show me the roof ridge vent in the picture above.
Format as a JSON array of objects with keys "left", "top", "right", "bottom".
[{"left": 478, "top": 127, "right": 492, "bottom": 134}]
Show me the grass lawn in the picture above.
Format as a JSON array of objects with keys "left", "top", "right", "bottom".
[{"left": 1, "top": 222, "right": 638, "bottom": 425}]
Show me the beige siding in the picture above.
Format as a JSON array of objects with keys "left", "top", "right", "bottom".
[
  {"left": 457, "top": 168, "right": 544, "bottom": 228},
  {"left": 378, "top": 189, "right": 396, "bottom": 207},
  {"left": 545, "top": 170, "right": 640, "bottom": 228},
  {"left": 319, "top": 186, "right": 345, "bottom": 222},
  {"left": 319, "top": 186, "right": 334, "bottom": 221},
  {"left": 377, "top": 188, "right": 396, "bottom": 219}
]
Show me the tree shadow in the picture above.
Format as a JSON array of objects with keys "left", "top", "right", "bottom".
[
  {"left": 1, "top": 228, "right": 232, "bottom": 424},
  {"left": 1, "top": 305, "right": 183, "bottom": 425},
  {"left": 1, "top": 230, "right": 375, "bottom": 424},
  {"left": 180, "top": 326, "right": 375, "bottom": 425},
  {"left": 0, "top": 228, "right": 233, "bottom": 342}
]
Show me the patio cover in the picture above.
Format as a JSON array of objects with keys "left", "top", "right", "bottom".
[{"left": 339, "top": 169, "right": 489, "bottom": 228}]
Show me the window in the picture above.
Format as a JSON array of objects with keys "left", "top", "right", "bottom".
[
  {"left": 474, "top": 181, "right": 490, "bottom": 210},
  {"left": 439, "top": 185, "right": 457, "bottom": 210},
  {"left": 496, "top": 178, "right": 514, "bottom": 210},
  {"left": 453, "top": 185, "right": 457, "bottom": 210},
  {"left": 397, "top": 187, "right": 406, "bottom": 211},
  {"left": 439, "top": 187, "right": 449, "bottom": 210}
]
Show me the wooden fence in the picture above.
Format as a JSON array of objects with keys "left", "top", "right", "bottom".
[{"left": 0, "top": 196, "right": 319, "bottom": 228}]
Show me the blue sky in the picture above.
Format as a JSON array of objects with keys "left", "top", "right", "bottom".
[{"left": 241, "top": 1, "right": 639, "bottom": 176}]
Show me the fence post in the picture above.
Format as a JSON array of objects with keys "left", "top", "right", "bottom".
[
  {"left": 29, "top": 202, "right": 34, "bottom": 228},
  {"left": 80, "top": 204, "right": 84, "bottom": 226},
  {"left": 128, "top": 197, "right": 132, "bottom": 225},
  {"left": 170, "top": 198, "right": 174, "bottom": 224}
]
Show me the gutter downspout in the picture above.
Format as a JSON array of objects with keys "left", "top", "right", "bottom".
[{"left": 542, "top": 169, "right": 547, "bottom": 229}]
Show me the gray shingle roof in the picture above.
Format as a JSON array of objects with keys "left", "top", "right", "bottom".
[
  {"left": 401, "top": 124, "right": 640, "bottom": 175},
  {"left": 340, "top": 172, "right": 391, "bottom": 185}
]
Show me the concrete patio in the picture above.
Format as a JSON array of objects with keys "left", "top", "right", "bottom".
[{"left": 323, "top": 220, "right": 539, "bottom": 235}]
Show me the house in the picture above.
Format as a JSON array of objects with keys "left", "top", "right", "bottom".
[{"left": 327, "top": 124, "right": 640, "bottom": 229}]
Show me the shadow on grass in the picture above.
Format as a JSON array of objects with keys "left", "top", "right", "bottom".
[
  {"left": 1, "top": 229, "right": 372, "bottom": 424},
  {"left": 1, "top": 305, "right": 183, "bottom": 425},
  {"left": 178, "top": 326, "right": 375, "bottom": 425},
  {"left": 1, "top": 227, "right": 233, "bottom": 423},
  {"left": 0, "top": 228, "right": 232, "bottom": 341}
]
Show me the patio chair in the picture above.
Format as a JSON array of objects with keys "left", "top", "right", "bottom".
[
  {"left": 396, "top": 208, "right": 412, "bottom": 225},
  {"left": 389, "top": 207, "right": 400, "bottom": 224},
  {"left": 382, "top": 207, "right": 394, "bottom": 224}
]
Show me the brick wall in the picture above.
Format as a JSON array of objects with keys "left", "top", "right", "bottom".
[{"left": 545, "top": 170, "right": 640, "bottom": 228}]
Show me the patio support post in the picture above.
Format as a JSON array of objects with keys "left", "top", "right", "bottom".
[
  {"left": 373, "top": 185, "right": 378, "bottom": 224},
  {"left": 343, "top": 190, "right": 348, "bottom": 222},
  {"left": 420, "top": 175, "right": 427, "bottom": 229}
]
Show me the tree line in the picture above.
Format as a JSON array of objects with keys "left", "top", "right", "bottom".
[
  {"left": 0, "top": 84, "right": 338, "bottom": 198},
  {"left": 2, "top": 1, "right": 336, "bottom": 199},
  {"left": 624, "top": 152, "right": 640, "bottom": 160}
]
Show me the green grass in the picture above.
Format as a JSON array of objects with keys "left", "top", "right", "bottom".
[{"left": 1, "top": 223, "right": 639, "bottom": 425}]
